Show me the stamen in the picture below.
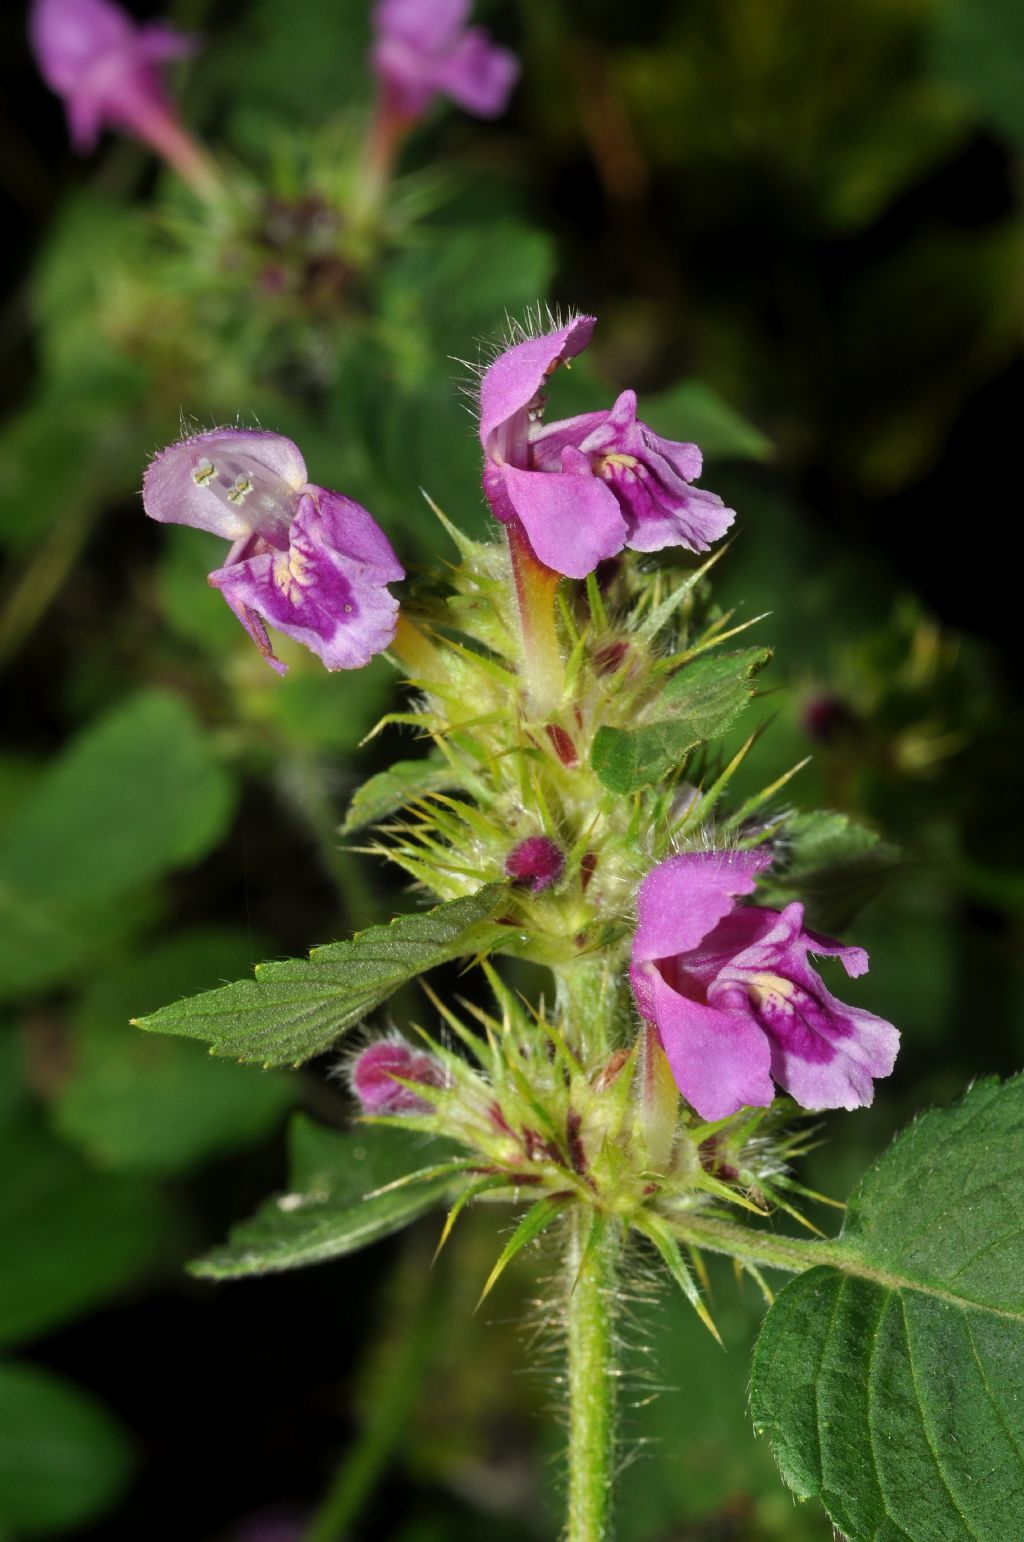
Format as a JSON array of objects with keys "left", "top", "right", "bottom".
[{"left": 191, "top": 458, "right": 216, "bottom": 487}]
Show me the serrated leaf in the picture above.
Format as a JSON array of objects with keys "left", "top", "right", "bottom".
[
  {"left": 762, "top": 809, "right": 901, "bottom": 931},
  {"left": 0, "top": 1362, "right": 134, "bottom": 1534},
  {"left": 135, "top": 885, "right": 512, "bottom": 1067},
  {"left": 341, "top": 757, "right": 458, "bottom": 834},
  {"left": 192, "top": 1118, "right": 459, "bottom": 1279},
  {"left": 591, "top": 647, "right": 769, "bottom": 794},
  {"left": 750, "top": 1074, "right": 1024, "bottom": 1542}
]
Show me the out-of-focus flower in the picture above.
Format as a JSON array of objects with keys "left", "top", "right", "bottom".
[
  {"left": 142, "top": 429, "right": 403, "bottom": 674},
  {"left": 351, "top": 1038, "right": 445, "bottom": 1113},
  {"left": 28, "top": 0, "right": 215, "bottom": 190},
  {"left": 371, "top": 0, "right": 518, "bottom": 120},
  {"left": 479, "top": 316, "right": 734, "bottom": 578},
  {"left": 505, "top": 835, "right": 565, "bottom": 892},
  {"left": 629, "top": 850, "right": 899, "bottom": 1120}
]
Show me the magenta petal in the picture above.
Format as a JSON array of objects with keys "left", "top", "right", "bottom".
[
  {"left": 374, "top": 0, "right": 470, "bottom": 53},
  {"left": 139, "top": 21, "right": 198, "bottom": 63},
  {"left": 770, "top": 1000, "right": 899, "bottom": 1111},
  {"left": 716, "top": 904, "right": 899, "bottom": 1111},
  {"left": 500, "top": 463, "right": 626, "bottom": 579},
  {"left": 634, "top": 965, "right": 773, "bottom": 1120},
  {"left": 623, "top": 481, "right": 736, "bottom": 555},
  {"left": 632, "top": 849, "right": 774, "bottom": 964},
  {"left": 143, "top": 429, "right": 307, "bottom": 543},
  {"left": 308, "top": 488, "right": 405, "bottom": 585},
  {"left": 435, "top": 28, "right": 519, "bottom": 117},
  {"left": 479, "top": 318, "right": 597, "bottom": 452},
  {"left": 209, "top": 494, "right": 400, "bottom": 672}
]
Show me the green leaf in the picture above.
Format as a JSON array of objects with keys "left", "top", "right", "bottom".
[
  {"left": 53, "top": 930, "right": 294, "bottom": 1176},
  {"left": 0, "top": 1124, "right": 164, "bottom": 1348},
  {"left": 193, "top": 1117, "right": 458, "bottom": 1279},
  {"left": 0, "top": 1362, "right": 134, "bottom": 1535},
  {"left": 759, "top": 809, "right": 902, "bottom": 932},
  {"left": 341, "top": 757, "right": 458, "bottom": 834},
  {"left": 640, "top": 380, "right": 772, "bottom": 462},
  {"left": 591, "top": 647, "right": 770, "bottom": 794},
  {"left": 929, "top": 0, "right": 1024, "bottom": 148},
  {"left": 0, "top": 691, "right": 234, "bottom": 902},
  {"left": 750, "top": 1075, "right": 1024, "bottom": 1542},
  {"left": 135, "top": 885, "right": 512, "bottom": 1067},
  {"left": 0, "top": 691, "right": 236, "bottom": 1001}
]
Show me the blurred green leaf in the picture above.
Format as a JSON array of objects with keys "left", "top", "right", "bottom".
[
  {"left": 53, "top": 930, "right": 294, "bottom": 1176},
  {"left": 0, "top": 1124, "right": 163, "bottom": 1348},
  {"left": 929, "top": 0, "right": 1024, "bottom": 146},
  {"left": 751, "top": 1074, "right": 1024, "bottom": 1541},
  {"left": 0, "top": 690, "right": 234, "bottom": 903},
  {"left": 0, "top": 1361, "right": 134, "bottom": 1535},
  {"left": 193, "top": 1117, "right": 457, "bottom": 1278},
  {"left": 641, "top": 380, "right": 772, "bottom": 462},
  {"left": 135, "top": 885, "right": 512, "bottom": 1066},
  {"left": 0, "top": 691, "right": 236, "bottom": 1000},
  {"left": 592, "top": 647, "right": 769, "bottom": 794}
]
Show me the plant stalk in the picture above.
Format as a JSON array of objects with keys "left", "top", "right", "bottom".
[
  {"left": 506, "top": 520, "right": 565, "bottom": 717},
  {"left": 565, "top": 1208, "right": 618, "bottom": 1542}
]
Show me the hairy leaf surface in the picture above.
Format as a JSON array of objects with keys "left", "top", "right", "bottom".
[
  {"left": 135, "top": 886, "right": 512, "bottom": 1066},
  {"left": 193, "top": 1118, "right": 458, "bottom": 1278},
  {"left": 751, "top": 1075, "right": 1024, "bottom": 1541},
  {"left": 592, "top": 647, "right": 769, "bottom": 794}
]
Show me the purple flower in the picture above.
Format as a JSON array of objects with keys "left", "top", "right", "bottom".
[
  {"left": 371, "top": 0, "right": 518, "bottom": 120},
  {"left": 142, "top": 429, "right": 403, "bottom": 674},
  {"left": 29, "top": 0, "right": 199, "bottom": 157},
  {"left": 351, "top": 1038, "right": 445, "bottom": 1114},
  {"left": 479, "top": 317, "right": 735, "bottom": 579},
  {"left": 505, "top": 835, "right": 565, "bottom": 892},
  {"left": 629, "top": 850, "right": 899, "bottom": 1121}
]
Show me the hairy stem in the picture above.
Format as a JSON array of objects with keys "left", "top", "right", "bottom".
[
  {"left": 566, "top": 1209, "right": 618, "bottom": 1542},
  {"left": 673, "top": 1212, "right": 841, "bottom": 1274},
  {"left": 506, "top": 521, "right": 565, "bottom": 717}
]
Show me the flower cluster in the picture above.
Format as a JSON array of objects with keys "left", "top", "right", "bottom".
[{"left": 144, "top": 312, "right": 899, "bottom": 1169}]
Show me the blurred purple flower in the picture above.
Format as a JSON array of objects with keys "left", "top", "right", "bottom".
[
  {"left": 29, "top": 0, "right": 208, "bottom": 176},
  {"left": 371, "top": 0, "right": 518, "bottom": 120},
  {"left": 479, "top": 316, "right": 734, "bottom": 579},
  {"left": 143, "top": 429, "right": 403, "bottom": 674},
  {"left": 629, "top": 850, "right": 899, "bottom": 1120},
  {"left": 351, "top": 1038, "right": 445, "bottom": 1114}
]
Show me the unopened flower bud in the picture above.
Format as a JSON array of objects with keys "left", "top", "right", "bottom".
[
  {"left": 505, "top": 835, "right": 565, "bottom": 893},
  {"left": 351, "top": 1038, "right": 444, "bottom": 1113}
]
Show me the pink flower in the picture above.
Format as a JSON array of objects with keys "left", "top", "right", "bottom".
[
  {"left": 351, "top": 1039, "right": 445, "bottom": 1114},
  {"left": 371, "top": 0, "right": 518, "bottom": 121},
  {"left": 142, "top": 428, "right": 403, "bottom": 674},
  {"left": 629, "top": 850, "right": 899, "bottom": 1120},
  {"left": 479, "top": 316, "right": 734, "bottom": 579},
  {"left": 30, "top": 0, "right": 197, "bottom": 155}
]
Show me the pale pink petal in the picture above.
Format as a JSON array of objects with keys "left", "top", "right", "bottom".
[
  {"left": 632, "top": 849, "right": 774, "bottom": 964},
  {"left": 499, "top": 462, "right": 626, "bottom": 579},
  {"left": 479, "top": 318, "right": 596, "bottom": 453},
  {"left": 633, "top": 964, "right": 774, "bottom": 1120}
]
